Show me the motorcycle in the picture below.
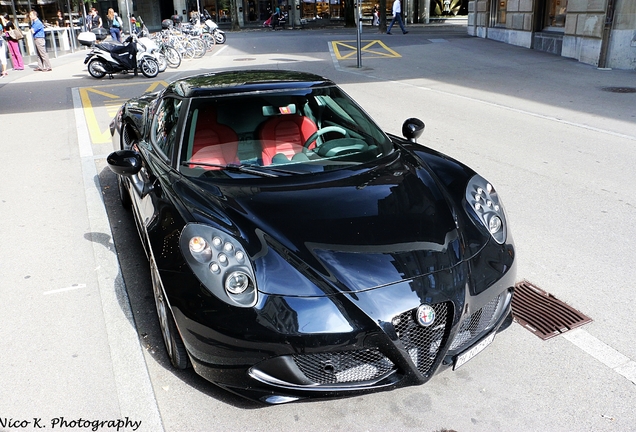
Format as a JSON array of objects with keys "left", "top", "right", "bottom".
[
  {"left": 201, "top": 10, "right": 226, "bottom": 44},
  {"left": 83, "top": 34, "right": 160, "bottom": 79}
]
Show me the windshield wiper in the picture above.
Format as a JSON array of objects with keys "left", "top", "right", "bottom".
[
  {"left": 182, "top": 161, "right": 279, "bottom": 178},
  {"left": 183, "top": 161, "right": 308, "bottom": 177}
]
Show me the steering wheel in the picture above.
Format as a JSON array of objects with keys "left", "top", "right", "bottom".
[{"left": 302, "top": 126, "right": 348, "bottom": 152}]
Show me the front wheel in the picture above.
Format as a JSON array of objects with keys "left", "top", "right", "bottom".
[
  {"left": 214, "top": 31, "right": 226, "bottom": 44},
  {"left": 202, "top": 33, "right": 216, "bottom": 51},
  {"left": 117, "top": 176, "right": 132, "bottom": 209},
  {"left": 155, "top": 53, "right": 168, "bottom": 72},
  {"left": 151, "top": 258, "right": 189, "bottom": 369},
  {"left": 87, "top": 58, "right": 106, "bottom": 79},
  {"left": 164, "top": 46, "right": 181, "bottom": 68},
  {"left": 140, "top": 58, "right": 159, "bottom": 78},
  {"left": 191, "top": 38, "right": 206, "bottom": 58}
]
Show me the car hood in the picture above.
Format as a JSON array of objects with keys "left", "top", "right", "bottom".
[{"left": 185, "top": 151, "right": 487, "bottom": 295}]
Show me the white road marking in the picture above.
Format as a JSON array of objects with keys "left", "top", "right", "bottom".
[{"left": 563, "top": 328, "right": 636, "bottom": 385}]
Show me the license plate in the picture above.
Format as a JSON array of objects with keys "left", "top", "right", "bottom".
[{"left": 453, "top": 331, "right": 496, "bottom": 370}]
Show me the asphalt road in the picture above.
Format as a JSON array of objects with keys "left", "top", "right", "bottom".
[{"left": 1, "top": 23, "right": 635, "bottom": 432}]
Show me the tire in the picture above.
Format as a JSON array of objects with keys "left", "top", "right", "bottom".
[
  {"left": 151, "top": 258, "right": 189, "bottom": 369},
  {"left": 182, "top": 41, "right": 195, "bottom": 59},
  {"left": 155, "top": 53, "right": 168, "bottom": 72},
  {"left": 140, "top": 58, "right": 159, "bottom": 78},
  {"left": 214, "top": 31, "right": 226, "bottom": 44},
  {"left": 87, "top": 58, "right": 107, "bottom": 79},
  {"left": 202, "top": 33, "right": 216, "bottom": 51},
  {"left": 191, "top": 38, "right": 206, "bottom": 58},
  {"left": 117, "top": 176, "right": 132, "bottom": 209},
  {"left": 164, "top": 46, "right": 181, "bottom": 68}
]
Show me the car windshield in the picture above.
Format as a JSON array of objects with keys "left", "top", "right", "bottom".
[{"left": 178, "top": 85, "right": 394, "bottom": 178}]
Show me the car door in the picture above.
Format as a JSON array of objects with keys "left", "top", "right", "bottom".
[{"left": 130, "top": 96, "right": 183, "bottom": 243}]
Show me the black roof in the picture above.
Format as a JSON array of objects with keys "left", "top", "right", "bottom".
[{"left": 163, "top": 70, "right": 335, "bottom": 98}]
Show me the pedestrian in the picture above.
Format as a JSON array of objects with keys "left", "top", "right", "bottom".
[
  {"left": 90, "top": 8, "right": 102, "bottom": 30},
  {"left": 55, "top": 10, "right": 65, "bottom": 27},
  {"left": 29, "top": 10, "right": 52, "bottom": 71},
  {"left": 1, "top": 13, "right": 24, "bottom": 71},
  {"left": 387, "top": 0, "right": 408, "bottom": 35},
  {"left": 372, "top": 4, "right": 379, "bottom": 26},
  {"left": 106, "top": 8, "right": 122, "bottom": 42},
  {"left": 0, "top": 34, "right": 7, "bottom": 77}
]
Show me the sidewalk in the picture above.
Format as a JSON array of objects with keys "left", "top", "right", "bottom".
[{"left": 0, "top": 49, "right": 163, "bottom": 431}]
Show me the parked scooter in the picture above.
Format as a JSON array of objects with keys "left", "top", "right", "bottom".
[
  {"left": 201, "top": 10, "right": 226, "bottom": 44},
  {"left": 82, "top": 33, "right": 160, "bottom": 79}
]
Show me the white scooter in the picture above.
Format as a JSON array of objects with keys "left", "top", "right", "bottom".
[
  {"left": 81, "top": 33, "right": 159, "bottom": 79},
  {"left": 201, "top": 10, "right": 226, "bottom": 44}
]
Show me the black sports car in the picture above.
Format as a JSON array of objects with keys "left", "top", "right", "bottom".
[{"left": 107, "top": 70, "right": 516, "bottom": 404}]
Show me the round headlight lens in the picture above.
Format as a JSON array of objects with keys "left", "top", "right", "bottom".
[
  {"left": 225, "top": 271, "right": 251, "bottom": 294},
  {"left": 189, "top": 236, "right": 207, "bottom": 253},
  {"left": 489, "top": 215, "right": 502, "bottom": 234}
]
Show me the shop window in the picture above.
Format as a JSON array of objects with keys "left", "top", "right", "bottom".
[
  {"left": 496, "top": 0, "right": 506, "bottom": 25},
  {"left": 218, "top": 0, "right": 232, "bottom": 22},
  {"left": 202, "top": 0, "right": 218, "bottom": 22},
  {"left": 303, "top": 0, "right": 315, "bottom": 19},
  {"left": 329, "top": 0, "right": 342, "bottom": 19},
  {"left": 545, "top": 0, "right": 567, "bottom": 28},
  {"left": 316, "top": 1, "right": 329, "bottom": 18}
]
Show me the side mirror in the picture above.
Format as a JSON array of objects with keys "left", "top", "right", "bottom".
[
  {"left": 402, "top": 118, "right": 425, "bottom": 143},
  {"left": 107, "top": 150, "right": 142, "bottom": 176}
]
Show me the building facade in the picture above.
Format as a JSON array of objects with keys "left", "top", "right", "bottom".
[{"left": 467, "top": 0, "right": 636, "bottom": 70}]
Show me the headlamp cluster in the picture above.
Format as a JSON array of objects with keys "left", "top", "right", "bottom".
[
  {"left": 180, "top": 223, "right": 257, "bottom": 307},
  {"left": 465, "top": 175, "right": 507, "bottom": 244}
]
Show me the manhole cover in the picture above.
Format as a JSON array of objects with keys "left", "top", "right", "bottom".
[
  {"left": 512, "top": 281, "right": 592, "bottom": 340},
  {"left": 233, "top": 58, "right": 256, "bottom": 62},
  {"left": 601, "top": 87, "right": 636, "bottom": 93}
]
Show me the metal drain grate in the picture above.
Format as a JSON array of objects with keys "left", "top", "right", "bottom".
[{"left": 512, "top": 281, "right": 592, "bottom": 340}]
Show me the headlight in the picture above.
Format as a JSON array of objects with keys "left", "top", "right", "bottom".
[
  {"left": 465, "top": 175, "right": 507, "bottom": 244},
  {"left": 180, "top": 223, "right": 257, "bottom": 307}
]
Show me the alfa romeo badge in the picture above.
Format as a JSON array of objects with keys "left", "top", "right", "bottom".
[{"left": 415, "top": 304, "right": 436, "bottom": 327}]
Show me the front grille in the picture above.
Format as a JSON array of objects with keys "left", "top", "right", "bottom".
[
  {"left": 393, "top": 302, "right": 451, "bottom": 377},
  {"left": 292, "top": 350, "right": 394, "bottom": 384},
  {"left": 449, "top": 293, "right": 504, "bottom": 351}
]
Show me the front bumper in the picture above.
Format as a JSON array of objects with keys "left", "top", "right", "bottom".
[{"left": 170, "top": 247, "right": 516, "bottom": 403}]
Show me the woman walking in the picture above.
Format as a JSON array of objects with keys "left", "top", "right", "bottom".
[{"left": 1, "top": 13, "right": 24, "bottom": 71}]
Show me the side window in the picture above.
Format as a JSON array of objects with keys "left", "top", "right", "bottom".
[{"left": 150, "top": 97, "right": 182, "bottom": 160}]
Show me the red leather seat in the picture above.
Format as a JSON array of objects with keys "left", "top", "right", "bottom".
[
  {"left": 258, "top": 114, "right": 318, "bottom": 165},
  {"left": 190, "top": 108, "right": 239, "bottom": 168}
]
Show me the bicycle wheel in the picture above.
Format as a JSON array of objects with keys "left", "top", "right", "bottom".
[
  {"left": 182, "top": 41, "right": 196, "bottom": 59},
  {"left": 191, "top": 38, "right": 206, "bottom": 58},
  {"left": 164, "top": 46, "right": 181, "bottom": 68},
  {"left": 202, "top": 33, "right": 216, "bottom": 51},
  {"left": 155, "top": 53, "right": 168, "bottom": 72}
]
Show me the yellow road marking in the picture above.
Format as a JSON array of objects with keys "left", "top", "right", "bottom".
[
  {"left": 332, "top": 40, "right": 401, "bottom": 60},
  {"left": 79, "top": 81, "right": 169, "bottom": 145},
  {"left": 79, "top": 87, "right": 119, "bottom": 144}
]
